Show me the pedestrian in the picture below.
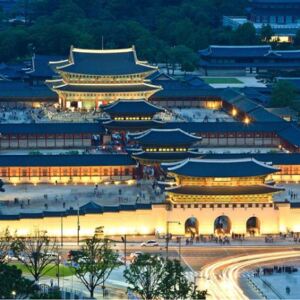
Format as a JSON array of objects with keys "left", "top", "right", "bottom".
[{"left": 63, "top": 202, "right": 66, "bottom": 208}]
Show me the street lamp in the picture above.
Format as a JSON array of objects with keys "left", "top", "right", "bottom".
[
  {"left": 60, "top": 213, "right": 64, "bottom": 247},
  {"left": 77, "top": 205, "right": 80, "bottom": 246},
  {"left": 166, "top": 221, "right": 181, "bottom": 260},
  {"left": 121, "top": 235, "right": 127, "bottom": 267},
  {"left": 11, "top": 291, "right": 16, "bottom": 299}
]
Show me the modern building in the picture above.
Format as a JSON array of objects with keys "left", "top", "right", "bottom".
[
  {"left": 199, "top": 45, "right": 300, "bottom": 76},
  {"left": 47, "top": 46, "right": 161, "bottom": 110},
  {"left": 223, "top": 0, "right": 300, "bottom": 42}
]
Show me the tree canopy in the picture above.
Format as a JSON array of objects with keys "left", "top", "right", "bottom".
[
  {"left": 124, "top": 254, "right": 207, "bottom": 300},
  {"left": 271, "top": 81, "right": 297, "bottom": 107},
  {"left": 0, "top": 0, "right": 249, "bottom": 66}
]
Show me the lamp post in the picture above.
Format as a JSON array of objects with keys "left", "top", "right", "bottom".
[
  {"left": 77, "top": 205, "right": 80, "bottom": 246},
  {"left": 60, "top": 214, "right": 64, "bottom": 247},
  {"left": 178, "top": 236, "right": 182, "bottom": 263},
  {"left": 166, "top": 221, "right": 181, "bottom": 260},
  {"left": 121, "top": 235, "right": 127, "bottom": 267}
]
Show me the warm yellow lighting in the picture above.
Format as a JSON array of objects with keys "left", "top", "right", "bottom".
[
  {"left": 114, "top": 181, "right": 121, "bottom": 185},
  {"left": 232, "top": 108, "right": 237, "bottom": 117},
  {"left": 244, "top": 117, "right": 250, "bottom": 124}
]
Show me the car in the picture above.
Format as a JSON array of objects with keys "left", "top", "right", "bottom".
[{"left": 140, "top": 240, "right": 159, "bottom": 247}]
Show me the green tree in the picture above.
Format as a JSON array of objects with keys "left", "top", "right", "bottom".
[
  {"left": 70, "top": 237, "right": 121, "bottom": 298},
  {"left": 124, "top": 254, "right": 165, "bottom": 300},
  {"left": 124, "top": 254, "right": 207, "bottom": 300},
  {"left": 260, "top": 24, "right": 274, "bottom": 43},
  {"left": 0, "top": 228, "right": 11, "bottom": 264},
  {"left": 271, "top": 81, "right": 297, "bottom": 107},
  {"left": 294, "top": 29, "right": 300, "bottom": 48},
  {"left": 11, "top": 230, "right": 58, "bottom": 282},
  {"left": 234, "top": 22, "right": 258, "bottom": 45},
  {"left": 0, "top": 264, "right": 37, "bottom": 298}
]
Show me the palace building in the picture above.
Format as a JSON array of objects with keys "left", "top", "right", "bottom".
[
  {"left": 128, "top": 129, "right": 202, "bottom": 164},
  {"left": 3, "top": 156, "right": 300, "bottom": 237},
  {"left": 102, "top": 99, "right": 166, "bottom": 132},
  {"left": 199, "top": 45, "right": 300, "bottom": 76},
  {"left": 47, "top": 46, "right": 161, "bottom": 110},
  {"left": 0, "top": 154, "right": 136, "bottom": 185}
]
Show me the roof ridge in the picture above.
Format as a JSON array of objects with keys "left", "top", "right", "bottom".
[{"left": 72, "top": 47, "right": 135, "bottom": 54}]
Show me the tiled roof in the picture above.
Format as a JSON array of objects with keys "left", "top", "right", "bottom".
[
  {"left": 102, "top": 99, "right": 165, "bottom": 116},
  {"left": 0, "top": 122, "right": 102, "bottom": 134},
  {"left": 167, "top": 185, "right": 283, "bottom": 195},
  {"left": 202, "top": 153, "right": 300, "bottom": 165},
  {"left": 55, "top": 47, "right": 157, "bottom": 76},
  {"left": 199, "top": 45, "right": 272, "bottom": 58},
  {"left": 0, "top": 154, "right": 136, "bottom": 167},
  {"left": 27, "top": 55, "right": 65, "bottom": 78},
  {"left": 164, "top": 158, "right": 279, "bottom": 178},
  {"left": 0, "top": 81, "right": 56, "bottom": 99},
  {"left": 130, "top": 128, "right": 201, "bottom": 147},
  {"left": 132, "top": 151, "right": 201, "bottom": 162},
  {"left": 53, "top": 83, "right": 161, "bottom": 93}
]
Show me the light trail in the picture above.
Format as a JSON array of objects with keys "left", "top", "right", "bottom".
[{"left": 197, "top": 250, "right": 300, "bottom": 300}]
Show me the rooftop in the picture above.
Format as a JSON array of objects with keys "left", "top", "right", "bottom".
[
  {"left": 101, "top": 99, "right": 165, "bottom": 116},
  {"left": 52, "top": 46, "right": 157, "bottom": 76},
  {"left": 163, "top": 158, "right": 279, "bottom": 178},
  {"left": 0, "top": 154, "right": 135, "bottom": 167},
  {"left": 130, "top": 128, "right": 202, "bottom": 147},
  {"left": 167, "top": 185, "right": 283, "bottom": 195},
  {"left": 52, "top": 82, "right": 161, "bottom": 93}
]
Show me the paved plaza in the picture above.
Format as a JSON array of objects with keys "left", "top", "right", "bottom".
[
  {"left": 172, "top": 108, "right": 235, "bottom": 122},
  {"left": 0, "top": 180, "right": 164, "bottom": 214}
]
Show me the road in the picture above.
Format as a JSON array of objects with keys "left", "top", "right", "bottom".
[{"left": 198, "top": 250, "right": 300, "bottom": 300}]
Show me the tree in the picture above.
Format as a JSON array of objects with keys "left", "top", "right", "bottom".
[
  {"left": 294, "top": 29, "right": 300, "bottom": 48},
  {"left": 260, "top": 24, "right": 274, "bottom": 43},
  {"left": 70, "top": 237, "right": 121, "bottom": 298},
  {"left": 124, "top": 254, "right": 207, "bottom": 300},
  {"left": 11, "top": 230, "right": 58, "bottom": 282},
  {"left": 271, "top": 80, "right": 297, "bottom": 107},
  {"left": 124, "top": 254, "right": 165, "bottom": 300},
  {"left": 234, "top": 22, "right": 258, "bottom": 45},
  {"left": 0, "top": 264, "right": 37, "bottom": 298},
  {"left": 0, "top": 228, "right": 11, "bottom": 263}
]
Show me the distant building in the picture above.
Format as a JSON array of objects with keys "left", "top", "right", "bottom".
[
  {"left": 198, "top": 45, "right": 300, "bottom": 76},
  {"left": 47, "top": 46, "right": 161, "bottom": 110},
  {"left": 149, "top": 73, "right": 221, "bottom": 109},
  {"left": 223, "top": 0, "right": 300, "bottom": 42}
]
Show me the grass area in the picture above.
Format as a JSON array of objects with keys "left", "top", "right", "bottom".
[
  {"left": 203, "top": 77, "right": 242, "bottom": 84},
  {"left": 10, "top": 262, "right": 75, "bottom": 277}
]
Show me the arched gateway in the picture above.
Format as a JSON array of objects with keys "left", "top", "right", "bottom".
[
  {"left": 185, "top": 217, "right": 199, "bottom": 237},
  {"left": 246, "top": 217, "right": 260, "bottom": 236},
  {"left": 214, "top": 216, "right": 231, "bottom": 235}
]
